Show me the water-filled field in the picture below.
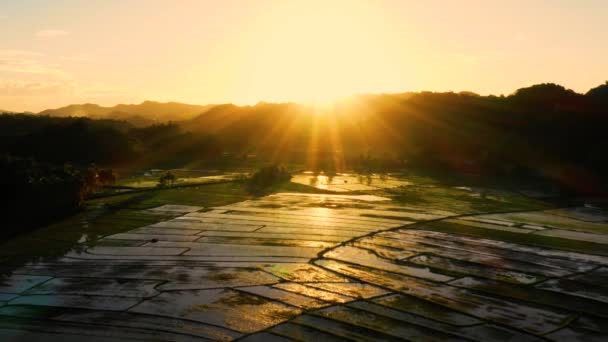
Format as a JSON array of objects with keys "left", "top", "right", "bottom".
[{"left": 1, "top": 175, "right": 607, "bottom": 341}]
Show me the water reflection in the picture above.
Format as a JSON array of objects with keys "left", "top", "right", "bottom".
[
  {"left": 293, "top": 172, "right": 411, "bottom": 192},
  {"left": 0, "top": 195, "right": 172, "bottom": 276}
]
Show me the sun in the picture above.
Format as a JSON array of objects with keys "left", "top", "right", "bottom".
[{"left": 222, "top": 0, "right": 411, "bottom": 105}]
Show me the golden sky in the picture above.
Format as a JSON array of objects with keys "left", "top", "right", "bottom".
[{"left": 1, "top": 0, "right": 606, "bottom": 112}]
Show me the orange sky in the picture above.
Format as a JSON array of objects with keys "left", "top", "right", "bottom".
[{"left": 1, "top": 0, "right": 607, "bottom": 112}]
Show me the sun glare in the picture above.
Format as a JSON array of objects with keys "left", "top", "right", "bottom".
[{"left": 224, "top": 0, "right": 411, "bottom": 105}]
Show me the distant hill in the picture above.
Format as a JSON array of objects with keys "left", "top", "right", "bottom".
[
  {"left": 178, "top": 83, "right": 608, "bottom": 180},
  {"left": 3, "top": 82, "right": 608, "bottom": 192},
  {"left": 39, "top": 101, "right": 217, "bottom": 126}
]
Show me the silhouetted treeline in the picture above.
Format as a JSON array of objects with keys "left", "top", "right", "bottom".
[
  {"left": 246, "top": 164, "right": 292, "bottom": 195},
  {"left": 180, "top": 82, "right": 608, "bottom": 191},
  {"left": 0, "top": 155, "right": 85, "bottom": 239},
  {"left": 1, "top": 82, "right": 608, "bottom": 192},
  {"left": 0, "top": 115, "right": 223, "bottom": 168}
]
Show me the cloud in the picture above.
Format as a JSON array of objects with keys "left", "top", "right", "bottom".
[
  {"left": 0, "top": 80, "right": 70, "bottom": 96},
  {"left": 0, "top": 58, "right": 68, "bottom": 77},
  {"left": 0, "top": 49, "right": 45, "bottom": 57},
  {"left": 0, "top": 79, "right": 133, "bottom": 98},
  {"left": 35, "top": 29, "right": 69, "bottom": 38}
]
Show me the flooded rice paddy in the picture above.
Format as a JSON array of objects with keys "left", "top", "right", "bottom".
[{"left": 0, "top": 178, "right": 607, "bottom": 341}]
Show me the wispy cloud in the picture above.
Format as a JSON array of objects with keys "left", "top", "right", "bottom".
[
  {"left": 0, "top": 79, "right": 134, "bottom": 98},
  {"left": 0, "top": 80, "right": 70, "bottom": 96},
  {"left": 35, "top": 29, "right": 69, "bottom": 38},
  {"left": 0, "top": 49, "right": 45, "bottom": 57},
  {"left": 0, "top": 58, "right": 68, "bottom": 77}
]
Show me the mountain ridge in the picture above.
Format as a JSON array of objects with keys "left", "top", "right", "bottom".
[{"left": 38, "top": 101, "right": 218, "bottom": 126}]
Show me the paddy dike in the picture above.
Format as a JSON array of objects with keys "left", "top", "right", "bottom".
[{"left": 0, "top": 192, "right": 607, "bottom": 341}]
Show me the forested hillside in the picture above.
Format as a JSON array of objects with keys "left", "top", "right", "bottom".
[{"left": 1, "top": 82, "right": 607, "bottom": 191}]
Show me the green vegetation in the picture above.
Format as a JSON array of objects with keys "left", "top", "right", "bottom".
[
  {"left": 2, "top": 82, "right": 608, "bottom": 193},
  {"left": 97, "top": 168, "right": 116, "bottom": 185},
  {"left": 113, "top": 169, "right": 246, "bottom": 189},
  {"left": 0, "top": 181, "right": 260, "bottom": 273},
  {"left": 0, "top": 193, "right": 173, "bottom": 275},
  {"left": 1, "top": 155, "right": 86, "bottom": 240},
  {"left": 382, "top": 185, "right": 550, "bottom": 214},
  {"left": 101, "top": 172, "right": 331, "bottom": 210},
  {"left": 113, "top": 182, "right": 252, "bottom": 209},
  {"left": 421, "top": 221, "right": 608, "bottom": 256},
  {"left": 0, "top": 155, "right": 137, "bottom": 241},
  {"left": 0, "top": 171, "right": 337, "bottom": 261},
  {"left": 1, "top": 82, "right": 607, "bottom": 239},
  {"left": 158, "top": 171, "right": 177, "bottom": 187},
  {"left": 246, "top": 165, "right": 292, "bottom": 196}
]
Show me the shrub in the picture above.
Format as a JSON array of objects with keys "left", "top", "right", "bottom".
[
  {"left": 158, "top": 171, "right": 177, "bottom": 187},
  {"left": 246, "top": 164, "right": 291, "bottom": 194},
  {"left": 0, "top": 155, "right": 86, "bottom": 240},
  {"left": 98, "top": 168, "right": 116, "bottom": 185}
]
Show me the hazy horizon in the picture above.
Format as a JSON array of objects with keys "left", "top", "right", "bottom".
[
  {"left": 0, "top": 80, "right": 603, "bottom": 114},
  {"left": 1, "top": 0, "right": 607, "bottom": 112}
]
